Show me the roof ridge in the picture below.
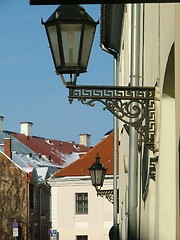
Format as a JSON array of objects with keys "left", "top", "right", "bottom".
[{"left": 13, "top": 132, "right": 90, "bottom": 147}]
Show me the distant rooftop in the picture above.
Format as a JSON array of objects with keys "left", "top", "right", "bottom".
[
  {"left": 53, "top": 131, "right": 114, "bottom": 178},
  {"left": 0, "top": 131, "right": 90, "bottom": 169}
]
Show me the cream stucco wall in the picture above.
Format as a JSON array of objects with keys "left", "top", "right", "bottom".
[
  {"left": 119, "top": 127, "right": 129, "bottom": 240},
  {"left": 155, "top": 95, "right": 176, "bottom": 239},
  {"left": 175, "top": 4, "right": 180, "bottom": 238},
  {"left": 119, "top": 3, "right": 180, "bottom": 239},
  {"left": 49, "top": 177, "right": 113, "bottom": 240}
]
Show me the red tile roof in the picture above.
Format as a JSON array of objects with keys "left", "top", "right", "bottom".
[
  {"left": 12, "top": 133, "right": 90, "bottom": 166},
  {"left": 54, "top": 131, "right": 114, "bottom": 177}
]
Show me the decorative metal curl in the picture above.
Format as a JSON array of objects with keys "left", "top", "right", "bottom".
[
  {"left": 67, "top": 84, "right": 155, "bottom": 151},
  {"left": 97, "top": 189, "right": 114, "bottom": 203}
]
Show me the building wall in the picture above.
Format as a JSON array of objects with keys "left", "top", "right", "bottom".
[
  {"left": 49, "top": 177, "right": 113, "bottom": 240},
  {"left": 0, "top": 152, "right": 29, "bottom": 240},
  {"left": 119, "top": 128, "right": 129, "bottom": 240},
  {"left": 119, "top": 3, "right": 179, "bottom": 239},
  {"left": 175, "top": 4, "right": 180, "bottom": 238}
]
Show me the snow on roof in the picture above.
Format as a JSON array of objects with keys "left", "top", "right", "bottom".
[
  {"left": 36, "top": 167, "right": 49, "bottom": 180},
  {"left": 0, "top": 142, "right": 58, "bottom": 177},
  {"left": 23, "top": 167, "right": 33, "bottom": 174},
  {"left": 12, "top": 153, "right": 33, "bottom": 169},
  {"left": 0, "top": 131, "right": 90, "bottom": 169},
  {"left": 10, "top": 132, "right": 90, "bottom": 167},
  {"left": 60, "top": 152, "right": 87, "bottom": 167}
]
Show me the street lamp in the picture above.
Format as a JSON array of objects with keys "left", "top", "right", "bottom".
[
  {"left": 89, "top": 153, "right": 107, "bottom": 190},
  {"left": 89, "top": 153, "right": 114, "bottom": 203},
  {"left": 42, "top": 4, "right": 97, "bottom": 84},
  {"left": 42, "top": 4, "right": 155, "bottom": 151}
]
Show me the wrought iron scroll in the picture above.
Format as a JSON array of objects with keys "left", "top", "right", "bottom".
[
  {"left": 149, "top": 157, "right": 158, "bottom": 181},
  {"left": 97, "top": 189, "right": 114, "bottom": 203},
  {"left": 67, "top": 84, "right": 155, "bottom": 151}
]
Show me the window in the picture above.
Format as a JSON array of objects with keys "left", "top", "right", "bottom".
[
  {"left": 76, "top": 235, "right": 88, "bottom": 240},
  {"left": 29, "top": 184, "right": 34, "bottom": 209},
  {"left": 75, "top": 193, "right": 88, "bottom": 214}
]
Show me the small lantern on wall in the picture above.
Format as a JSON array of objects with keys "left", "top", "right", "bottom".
[{"left": 89, "top": 153, "right": 107, "bottom": 190}]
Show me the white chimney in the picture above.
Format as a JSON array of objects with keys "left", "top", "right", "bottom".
[
  {"left": 79, "top": 134, "right": 91, "bottom": 147},
  {"left": 20, "top": 122, "right": 33, "bottom": 136},
  {"left": 0, "top": 116, "right": 4, "bottom": 132}
]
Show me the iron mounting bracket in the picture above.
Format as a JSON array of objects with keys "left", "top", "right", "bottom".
[
  {"left": 66, "top": 84, "right": 155, "bottom": 151},
  {"left": 97, "top": 189, "right": 114, "bottom": 203}
]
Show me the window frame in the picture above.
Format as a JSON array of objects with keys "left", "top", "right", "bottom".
[
  {"left": 76, "top": 235, "right": 88, "bottom": 240},
  {"left": 75, "top": 193, "right": 88, "bottom": 214}
]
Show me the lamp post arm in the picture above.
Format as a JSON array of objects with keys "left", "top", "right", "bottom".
[{"left": 66, "top": 84, "right": 155, "bottom": 151}]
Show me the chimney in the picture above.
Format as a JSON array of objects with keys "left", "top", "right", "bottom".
[
  {"left": 79, "top": 134, "right": 91, "bottom": 147},
  {"left": 0, "top": 116, "right": 4, "bottom": 132},
  {"left": 4, "top": 138, "right": 12, "bottom": 159},
  {"left": 20, "top": 122, "right": 33, "bottom": 136}
]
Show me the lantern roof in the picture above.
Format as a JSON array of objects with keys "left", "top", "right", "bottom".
[
  {"left": 45, "top": 5, "right": 97, "bottom": 24},
  {"left": 89, "top": 153, "right": 107, "bottom": 171}
]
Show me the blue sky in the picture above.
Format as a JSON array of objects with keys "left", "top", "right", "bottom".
[{"left": 0, "top": 1, "right": 113, "bottom": 146}]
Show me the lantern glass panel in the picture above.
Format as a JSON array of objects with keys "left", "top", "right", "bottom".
[
  {"left": 81, "top": 24, "right": 96, "bottom": 69},
  {"left": 60, "top": 23, "right": 82, "bottom": 67},
  {"left": 89, "top": 169, "right": 96, "bottom": 186},
  {"left": 95, "top": 169, "right": 105, "bottom": 188},
  {"left": 46, "top": 25, "right": 61, "bottom": 67},
  {"left": 89, "top": 168, "right": 106, "bottom": 189}
]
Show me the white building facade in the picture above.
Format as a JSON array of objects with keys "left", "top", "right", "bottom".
[
  {"left": 48, "top": 176, "right": 113, "bottom": 240},
  {"left": 118, "top": 3, "right": 180, "bottom": 240},
  {"left": 48, "top": 131, "right": 114, "bottom": 240}
]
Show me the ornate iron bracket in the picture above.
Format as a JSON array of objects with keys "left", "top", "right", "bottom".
[
  {"left": 149, "top": 156, "right": 158, "bottom": 181},
  {"left": 97, "top": 189, "right": 114, "bottom": 203},
  {"left": 66, "top": 84, "right": 155, "bottom": 151}
]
